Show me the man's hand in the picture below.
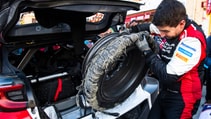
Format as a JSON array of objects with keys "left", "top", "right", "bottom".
[{"left": 135, "top": 32, "right": 151, "bottom": 51}]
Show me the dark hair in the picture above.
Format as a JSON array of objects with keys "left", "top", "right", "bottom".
[{"left": 152, "top": 0, "right": 187, "bottom": 27}]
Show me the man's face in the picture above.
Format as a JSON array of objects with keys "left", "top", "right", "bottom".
[{"left": 156, "top": 20, "right": 185, "bottom": 39}]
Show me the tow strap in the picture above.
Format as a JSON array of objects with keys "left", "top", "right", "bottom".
[{"left": 54, "top": 78, "right": 62, "bottom": 101}]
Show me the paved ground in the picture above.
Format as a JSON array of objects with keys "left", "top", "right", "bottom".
[{"left": 193, "top": 85, "right": 206, "bottom": 119}]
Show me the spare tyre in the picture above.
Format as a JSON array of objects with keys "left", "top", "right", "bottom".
[
  {"left": 82, "top": 32, "right": 120, "bottom": 73},
  {"left": 82, "top": 32, "right": 148, "bottom": 111}
]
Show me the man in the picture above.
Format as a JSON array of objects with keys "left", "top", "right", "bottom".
[
  {"left": 204, "top": 34, "right": 211, "bottom": 103},
  {"left": 199, "top": 34, "right": 211, "bottom": 119},
  {"left": 132, "top": 0, "right": 207, "bottom": 119}
]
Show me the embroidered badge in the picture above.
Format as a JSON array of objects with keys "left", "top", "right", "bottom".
[{"left": 175, "top": 52, "right": 188, "bottom": 62}]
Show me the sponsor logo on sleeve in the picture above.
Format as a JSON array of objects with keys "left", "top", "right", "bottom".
[{"left": 175, "top": 42, "right": 195, "bottom": 62}]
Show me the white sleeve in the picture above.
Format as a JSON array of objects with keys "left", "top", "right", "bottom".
[{"left": 166, "top": 37, "right": 201, "bottom": 75}]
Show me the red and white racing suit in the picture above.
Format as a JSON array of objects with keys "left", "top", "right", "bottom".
[{"left": 146, "top": 19, "right": 206, "bottom": 119}]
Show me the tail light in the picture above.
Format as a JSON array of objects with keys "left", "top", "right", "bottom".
[{"left": 0, "top": 76, "right": 27, "bottom": 111}]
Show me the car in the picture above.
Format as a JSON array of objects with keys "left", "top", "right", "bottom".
[{"left": 0, "top": 0, "right": 159, "bottom": 119}]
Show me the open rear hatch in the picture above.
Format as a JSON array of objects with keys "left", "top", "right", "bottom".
[{"left": 0, "top": 0, "right": 141, "bottom": 46}]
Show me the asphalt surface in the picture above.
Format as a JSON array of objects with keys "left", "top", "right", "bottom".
[{"left": 193, "top": 85, "right": 206, "bottom": 119}]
